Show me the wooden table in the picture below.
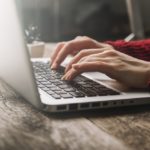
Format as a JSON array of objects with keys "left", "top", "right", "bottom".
[
  {"left": 0, "top": 76, "right": 150, "bottom": 150},
  {"left": 0, "top": 43, "right": 150, "bottom": 150}
]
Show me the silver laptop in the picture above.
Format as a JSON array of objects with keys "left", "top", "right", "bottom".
[{"left": 0, "top": 0, "right": 150, "bottom": 112}]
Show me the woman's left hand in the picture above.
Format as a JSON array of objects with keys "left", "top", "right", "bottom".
[{"left": 62, "top": 47, "right": 150, "bottom": 88}]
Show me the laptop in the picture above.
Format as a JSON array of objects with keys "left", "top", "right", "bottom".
[{"left": 0, "top": 0, "right": 150, "bottom": 112}]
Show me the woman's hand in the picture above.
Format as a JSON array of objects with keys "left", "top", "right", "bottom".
[
  {"left": 51, "top": 36, "right": 112, "bottom": 69},
  {"left": 62, "top": 47, "right": 150, "bottom": 88}
]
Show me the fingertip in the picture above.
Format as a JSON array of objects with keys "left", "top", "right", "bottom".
[
  {"left": 61, "top": 74, "right": 70, "bottom": 81},
  {"left": 65, "top": 66, "right": 69, "bottom": 73},
  {"left": 61, "top": 76, "right": 65, "bottom": 80},
  {"left": 50, "top": 53, "right": 56, "bottom": 64},
  {"left": 63, "top": 68, "right": 78, "bottom": 81},
  {"left": 51, "top": 63, "right": 58, "bottom": 70},
  {"left": 50, "top": 60, "right": 53, "bottom": 67},
  {"left": 65, "top": 64, "right": 73, "bottom": 73}
]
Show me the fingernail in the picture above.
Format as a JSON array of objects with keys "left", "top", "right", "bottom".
[
  {"left": 50, "top": 62, "right": 53, "bottom": 67},
  {"left": 65, "top": 68, "right": 69, "bottom": 73},
  {"left": 61, "top": 75, "right": 67, "bottom": 80},
  {"left": 51, "top": 63, "right": 57, "bottom": 69}
]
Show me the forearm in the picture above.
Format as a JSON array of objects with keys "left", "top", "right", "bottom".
[{"left": 105, "top": 39, "right": 150, "bottom": 61}]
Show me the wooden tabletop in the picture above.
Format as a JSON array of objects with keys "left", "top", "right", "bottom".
[{"left": 0, "top": 78, "right": 150, "bottom": 150}]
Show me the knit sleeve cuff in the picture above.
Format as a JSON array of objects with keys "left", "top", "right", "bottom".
[{"left": 104, "top": 40, "right": 126, "bottom": 50}]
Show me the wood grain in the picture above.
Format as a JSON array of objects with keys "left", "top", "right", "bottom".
[
  {"left": 0, "top": 79, "right": 129, "bottom": 150},
  {"left": 88, "top": 106, "right": 150, "bottom": 150},
  {"left": 0, "top": 79, "right": 149, "bottom": 150}
]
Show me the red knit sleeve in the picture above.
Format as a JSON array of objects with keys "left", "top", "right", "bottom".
[{"left": 105, "top": 39, "right": 150, "bottom": 62}]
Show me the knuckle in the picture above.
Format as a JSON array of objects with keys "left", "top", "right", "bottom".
[
  {"left": 106, "top": 49, "right": 117, "bottom": 56},
  {"left": 85, "top": 38, "right": 93, "bottom": 43},
  {"left": 68, "top": 64, "right": 72, "bottom": 69},
  {"left": 57, "top": 42, "right": 64, "bottom": 46},
  {"left": 70, "top": 58, "right": 76, "bottom": 65},
  {"left": 83, "top": 36, "right": 91, "bottom": 40},
  {"left": 97, "top": 61, "right": 103, "bottom": 66},
  {"left": 66, "top": 41, "right": 76, "bottom": 49},
  {"left": 78, "top": 51, "right": 86, "bottom": 57},
  {"left": 75, "top": 36, "right": 82, "bottom": 39},
  {"left": 82, "top": 36, "right": 93, "bottom": 42},
  {"left": 80, "top": 57, "right": 85, "bottom": 62},
  {"left": 105, "top": 44, "right": 113, "bottom": 49},
  {"left": 108, "top": 45, "right": 113, "bottom": 49},
  {"left": 76, "top": 36, "right": 91, "bottom": 42},
  {"left": 85, "top": 55, "right": 92, "bottom": 61},
  {"left": 83, "top": 36, "right": 90, "bottom": 39}
]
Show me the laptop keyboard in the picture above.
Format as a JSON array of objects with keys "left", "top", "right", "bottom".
[{"left": 33, "top": 61, "right": 120, "bottom": 99}]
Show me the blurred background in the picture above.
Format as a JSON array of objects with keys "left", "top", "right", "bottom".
[{"left": 16, "top": 0, "right": 150, "bottom": 43}]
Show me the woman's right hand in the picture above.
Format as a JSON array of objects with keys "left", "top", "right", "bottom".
[
  {"left": 50, "top": 36, "right": 112, "bottom": 70},
  {"left": 62, "top": 47, "right": 150, "bottom": 88}
]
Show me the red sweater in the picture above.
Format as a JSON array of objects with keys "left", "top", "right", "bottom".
[{"left": 106, "top": 39, "right": 150, "bottom": 62}]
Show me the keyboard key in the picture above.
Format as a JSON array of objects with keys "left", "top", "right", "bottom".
[
  {"left": 36, "top": 81, "right": 40, "bottom": 85},
  {"left": 58, "top": 85, "right": 70, "bottom": 89},
  {"left": 106, "top": 90, "right": 119, "bottom": 95},
  {"left": 45, "top": 76, "right": 55, "bottom": 80},
  {"left": 38, "top": 78, "right": 47, "bottom": 82},
  {"left": 49, "top": 80, "right": 60, "bottom": 83},
  {"left": 64, "top": 88, "right": 75, "bottom": 92},
  {"left": 69, "top": 92, "right": 85, "bottom": 98},
  {"left": 80, "top": 88, "right": 97, "bottom": 97},
  {"left": 41, "top": 87, "right": 49, "bottom": 91},
  {"left": 76, "top": 81, "right": 86, "bottom": 85},
  {"left": 86, "top": 92, "right": 97, "bottom": 97},
  {"left": 55, "top": 90, "right": 67, "bottom": 94},
  {"left": 81, "top": 84, "right": 92, "bottom": 88},
  {"left": 46, "top": 84, "right": 56, "bottom": 88},
  {"left": 41, "top": 81, "right": 49, "bottom": 85},
  {"left": 35, "top": 76, "right": 43, "bottom": 79},
  {"left": 50, "top": 87, "right": 61, "bottom": 91},
  {"left": 74, "top": 76, "right": 86, "bottom": 82},
  {"left": 47, "top": 90, "right": 55, "bottom": 95},
  {"left": 51, "top": 94, "right": 61, "bottom": 99},
  {"left": 38, "top": 84, "right": 45, "bottom": 88},
  {"left": 52, "top": 81, "right": 62, "bottom": 86},
  {"left": 60, "top": 94, "right": 73, "bottom": 99}
]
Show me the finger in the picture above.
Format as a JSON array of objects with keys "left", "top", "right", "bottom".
[
  {"left": 51, "top": 42, "right": 65, "bottom": 66},
  {"left": 79, "top": 49, "right": 119, "bottom": 62},
  {"left": 74, "top": 36, "right": 83, "bottom": 40},
  {"left": 52, "top": 39, "right": 95, "bottom": 69},
  {"left": 62, "top": 68, "right": 78, "bottom": 80},
  {"left": 51, "top": 37, "right": 112, "bottom": 69},
  {"left": 65, "top": 48, "right": 108, "bottom": 73},
  {"left": 68, "top": 36, "right": 85, "bottom": 55},
  {"left": 62, "top": 62, "right": 111, "bottom": 80}
]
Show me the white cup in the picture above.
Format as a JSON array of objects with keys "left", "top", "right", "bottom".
[{"left": 27, "top": 41, "right": 45, "bottom": 58}]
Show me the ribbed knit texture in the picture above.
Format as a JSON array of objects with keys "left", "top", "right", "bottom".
[{"left": 106, "top": 39, "right": 150, "bottom": 62}]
